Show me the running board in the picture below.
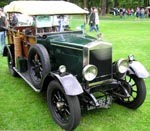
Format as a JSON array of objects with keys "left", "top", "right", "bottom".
[{"left": 13, "top": 67, "right": 40, "bottom": 92}]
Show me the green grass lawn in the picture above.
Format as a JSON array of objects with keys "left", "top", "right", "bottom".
[{"left": 0, "top": 17, "right": 150, "bottom": 131}]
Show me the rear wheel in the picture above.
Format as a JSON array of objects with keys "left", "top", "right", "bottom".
[
  {"left": 47, "top": 80, "right": 81, "bottom": 131},
  {"left": 7, "top": 52, "right": 18, "bottom": 77},
  {"left": 117, "top": 75, "right": 146, "bottom": 109}
]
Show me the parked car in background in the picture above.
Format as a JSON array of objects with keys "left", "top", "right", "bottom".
[
  {"left": 145, "top": 6, "right": 150, "bottom": 17},
  {"left": 109, "top": 8, "right": 120, "bottom": 15},
  {"left": 2, "top": 1, "right": 149, "bottom": 131}
]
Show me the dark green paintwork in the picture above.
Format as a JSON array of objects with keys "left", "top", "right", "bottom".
[{"left": 37, "top": 31, "right": 96, "bottom": 82}]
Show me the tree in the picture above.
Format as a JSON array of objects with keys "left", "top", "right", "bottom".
[
  {"left": 0, "top": 0, "right": 8, "bottom": 7},
  {"left": 83, "top": 0, "right": 87, "bottom": 8},
  {"left": 138, "top": 0, "right": 141, "bottom": 7},
  {"left": 144, "top": 0, "right": 150, "bottom": 7},
  {"left": 101, "top": 0, "right": 107, "bottom": 16},
  {"left": 114, "top": 0, "right": 119, "bottom": 7}
]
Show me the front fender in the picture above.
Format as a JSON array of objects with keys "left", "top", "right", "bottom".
[
  {"left": 51, "top": 73, "right": 83, "bottom": 96},
  {"left": 128, "top": 61, "right": 149, "bottom": 78}
]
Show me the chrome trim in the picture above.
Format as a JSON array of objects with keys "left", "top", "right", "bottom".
[
  {"left": 51, "top": 43, "right": 83, "bottom": 51},
  {"left": 85, "top": 40, "right": 112, "bottom": 50},
  {"left": 117, "top": 58, "right": 129, "bottom": 73},
  {"left": 83, "top": 40, "right": 112, "bottom": 66},
  {"left": 89, "top": 79, "right": 115, "bottom": 87},
  {"left": 82, "top": 64, "right": 98, "bottom": 81},
  {"left": 83, "top": 46, "right": 89, "bottom": 66}
]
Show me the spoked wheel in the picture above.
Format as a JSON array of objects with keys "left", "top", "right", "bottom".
[
  {"left": 7, "top": 52, "right": 18, "bottom": 77},
  {"left": 47, "top": 80, "right": 81, "bottom": 131},
  {"left": 117, "top": 75, "right": 146, "bottom": 109},
  {"left": 28, "top": 44, "right": 51, "bottom": 89}
]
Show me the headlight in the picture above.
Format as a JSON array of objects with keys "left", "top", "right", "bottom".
[
  {"left": 117, "top": 59, "right": 129, "bottom": 73},
  {"left": 82, "top": 64, "right": 98, "bottom": 81},
  {"left": 59, "top": 65, "right": 66, "bottom": 73}
]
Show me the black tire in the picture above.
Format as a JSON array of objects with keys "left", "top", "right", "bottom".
[
  {"left": 47, "top": 80, "right": 81, "bottom": 131},
  {"left": 117, "top": 75, "right": 146, "bottom": 109},
  {"left": 7, "top": 52, "right": 18, "bottom": 77},
  {"left": 28, "top": 44, "right": 51, "bottom": 89}
]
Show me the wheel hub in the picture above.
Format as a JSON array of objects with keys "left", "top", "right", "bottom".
[
  {"left": 32, "top": 59, "right": 43, "bottom": 80},
  {"left": 56, "top": 101, "right": 65, "bottom": 110}
]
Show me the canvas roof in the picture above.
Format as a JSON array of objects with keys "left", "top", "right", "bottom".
[{"left": 4, "top": 1, "right": 88, "bottom": 15}]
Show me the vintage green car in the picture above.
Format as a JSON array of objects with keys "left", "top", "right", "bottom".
[{"left": 2, "top": 1, "right": 149, "bottom": 131}]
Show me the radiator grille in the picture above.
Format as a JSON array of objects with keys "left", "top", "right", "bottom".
[{"left": 89, "top": 47, "right": 112, "bottom": 82}]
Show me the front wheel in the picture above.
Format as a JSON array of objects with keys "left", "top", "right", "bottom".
[
  {"left": 47, "top": 80, "right": 81, "bottom": 131},
  {"left": 117, "top": 75, "right": 146, "bottom": 109}
]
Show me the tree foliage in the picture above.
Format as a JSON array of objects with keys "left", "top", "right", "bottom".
[{"left": 0, "top": 1, "right": 8, "bottom": 7}]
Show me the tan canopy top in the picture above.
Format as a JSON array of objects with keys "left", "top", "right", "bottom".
[{"left": 4, "top": 1, "right": 88, "bottom": 15}]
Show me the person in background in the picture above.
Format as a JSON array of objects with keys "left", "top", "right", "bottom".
[
  {"left": 0, "top": 8, "right": 7, "bottom": 54},
  {"left": 135, "top": 7, "right": 140, "bottom": 20},
  {"left": 127, "top": 8, "right": 131, "bottom": 16},
  {"left": 58, "top": 15, "right": 64, "bottom": 32},
  {"left": 120, "top": 8, "right": 123, "bottom": 18},
  {"left": 131, "top": 8, "right": 134, "bottom": 16},
  {"left": 122, "top": 8, "right": 127, "bottom": 18},
  {"left": 10, "top": 13, "right": 18, "bottom": 27},
  {"left": 140, "top": 8, "right": 145, "bottom": 18},
  {"left": 145, "top": 8, "right": 149, "bottom": 18},
  {"left": 89, "top": 7, "right": 97, "bottom": 32},
  {"left": 94, "top": 8, "right": 99, "bottom": 32}
]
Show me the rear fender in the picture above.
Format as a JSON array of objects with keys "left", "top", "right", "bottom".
[
  {"left": 3, "top": 44, "right": 14, "bottom": 57},
  {"left": 51, "top": 73, "right": 83, "bottom": 96},
  {"left": 128, "top": 61, "right": 149, "bottom": 78}
]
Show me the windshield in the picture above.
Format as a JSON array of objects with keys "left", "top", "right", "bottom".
[{"left": 34, "top": 15, "right": 85, "bottom": 35}]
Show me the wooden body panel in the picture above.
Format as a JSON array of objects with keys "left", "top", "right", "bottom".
[{"left": 6, "top": 26, "right": 37, "bottom": 60}]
